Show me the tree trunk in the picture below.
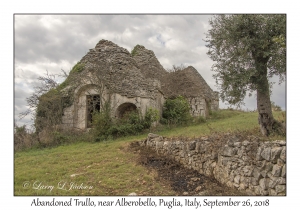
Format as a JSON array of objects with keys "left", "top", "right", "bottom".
[{"left": 255, "top": 61, "right": 275, "bottom": 136}]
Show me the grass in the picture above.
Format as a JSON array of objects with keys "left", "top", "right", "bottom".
[
  {"left": 14, "top": 136, "right": 175, "bottom": 196},
  {"left": 14, "top": 109, "right": 286, "bottom": 196},
  {"left": 156, "top": 109, "right": 285, "bottom": 140}
]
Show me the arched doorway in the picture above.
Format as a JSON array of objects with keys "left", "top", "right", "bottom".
[
  {"left": 86, "top": 94, "right": 101, "bottom": 128},
  {"left": 116, "top": 103, "right": 137, "bottom": 118}
]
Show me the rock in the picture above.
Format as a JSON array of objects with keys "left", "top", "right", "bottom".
[
  {"left": 242, "top": 140, "right": 250, "bottom": 146},
  {"left": 264, "top": 162, "right": 274, "bottom": 172},
  {"left": 275, "top": 185, "right": 286, "bottom": 193},
  {"left": 183, "top": 192, "right": 189, "bottom": 195},
  {"left": 237, "top": 148, "right": 245, "bottom": 157},
  {"left": 277, "top": 158, "right": 284, "bottom": 166},
  {"left": 259, "top": 178, "right": 269, "bottom": 190},
  {"left": 270, "top": 147, "right": 282, "bottom": 162},
  {"left": 210, "top": 152, "right": 217, "bottom": 160},
  {"left": 261, "top": 147, "right": 271, "bottom": 161},
  {"left": 234, "top": 175, "right": 241, "bottom": 184},
  {"left": 234, "top": 142, "right": 241, "bottom": 148},
  {"left": 261, "top": 170, "right": 268, "bottom": 178},
  {"left": 274, "top": 140, "right": 286, "bottom": 146},
  {"left": 253, "top": 168, "right": 262, "bottom": 179},
  {"left": 281, "top": 164, "right": 286, "bottom": 178},
  {"left": 271, "top": 165, "right": 282, "bottom": 177},
  {"left": 239, "top": 183, "right": 246, "bottom": 190},
  {"left": 251, "top": 177, "right": 259, "bottom": 186},
  {"left": 148, "top": 133, "right": 160, "bottom": 139},
  {"left": 259, "top": 188, "right": 269, "bottom": 196},
  {"left": 243, "top": 166, "right": 253, "bottom": 177},
  {"left": 128, "top": 192, "right": 137, "bottom": 196},
  {"left": 256, "top": 147, "right": 263, "bottom": 161},
  {"left": 280, "top": 146, "right": 286, "bottom": 162},
  {"left": 188, "top": 141, "right": 196, "bottom": 151},
  {"left": 269, "top": 189, "right": 277, "bottom": 195},
  {"left": 254, "top": 186, "right": 260, "bottom": 195},
  {"left": 268, "top": 178, "right": 280, "bottom": 188},
  {"left": 227, "top": 139, "right": 235, "bottom": 147},
  {"left": 190, "top": 177, "right": 201, "bottom": 182},
  {"left": 195, "top": 186, "right": 202, "bottom": 192},
  {"left": 223, "top": 146, "right": 237, "bottom": 157},
  {"left": 269, "top": 176, "right": 286, "bottom": 185},
  {"left": 201, "top": 136, "right": 208, "bottom": 141},
  {"left": 226, "top": 181, "right": 234, "bottom": 188}
]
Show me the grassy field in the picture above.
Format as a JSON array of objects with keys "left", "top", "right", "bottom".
[{"left": 14, "top": 109, "right": 286, "bottom": 196}]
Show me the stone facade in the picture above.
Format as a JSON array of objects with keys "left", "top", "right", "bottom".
[
  {"left": 61, "top": 40, "right": 219, "bottom": 130},
  {"left": 141, "top": 133, "right": 286, "bottom": 196}
]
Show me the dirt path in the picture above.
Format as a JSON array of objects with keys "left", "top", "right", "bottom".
[{"left": 130, "top": 141, "right": 247, "bottom": 196}]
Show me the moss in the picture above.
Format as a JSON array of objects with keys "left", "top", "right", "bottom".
[
  {"left": 70, "top": 62, "right": 85, "bottom": 74},
  {"left": 131, "top": 44, "right": 144, "bottom": 56}
]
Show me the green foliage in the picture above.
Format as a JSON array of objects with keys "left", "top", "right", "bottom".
[
  {"left": 91, "top": 102, "right": 113, "bottom": 141},
  {"left": 35, "top": 89, "right": 64, "bottom": 133},
  {"left": 57, "top": 80, "right": 68, "bottom": 91},
  {"left": 15, "top": 125, "right": 26, "bottom": 134},
  {"left": 131, "top": 45, "right": 143, "bottom": 56},
  {"left": 143, "top": 107, "right": 160, "bottom": 128},
  {"left": 205, "top": 15, "right": 286, "bottom": 106},
  {"left": 92, "top": 104, "right": 159, "bottom": 141},
  {"left": 70, "top": 62, "right": 85, "bottom": 74},
  {"left": 162, "top": 96, "right": 192, "bottom": 125},
  {"left": 52, "top": 131, "right": 72, "bottom": 145}
]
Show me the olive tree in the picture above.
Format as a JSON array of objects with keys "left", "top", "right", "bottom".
[{"left": 205, "top": 14, "right": 286, "bottom": 136}]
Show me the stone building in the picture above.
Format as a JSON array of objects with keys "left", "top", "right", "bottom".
[{"left": 61, "top": 40, "right": 219, "bottom": 130}]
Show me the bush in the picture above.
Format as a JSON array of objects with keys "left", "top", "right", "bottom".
[
  {"left": 92, "top": 105, "right": 159, "bottom": 141},
  {"left": 143, "top": 107, "right": 159, "bottom": 128},
  {"left": 91, "top": 102, "right": 113, "bottom": 141},
  {"left": 162, "top": 96, "right": 192, "bottom": 125},
  {"left": 14, "top": 125, "right": 39, "bottom": 151}
]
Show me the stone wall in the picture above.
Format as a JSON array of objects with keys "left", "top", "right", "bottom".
[
  {"left": 141, "top": 133, "right": 286, "bottom": 196},
  {"left": 188, "top": 97, "right": 208, "bottom": 117}
]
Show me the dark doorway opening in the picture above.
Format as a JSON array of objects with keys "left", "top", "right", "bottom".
[
  {"left": 87, "top": 95, "right": 100, "bottom": 128},
  {"left": 116, "top": 103, "right": 137, "bottom": 119}
]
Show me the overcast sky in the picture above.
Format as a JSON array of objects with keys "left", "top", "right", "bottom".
[{"left": 14, "top": 14, "right": 286, "bottom": 128}]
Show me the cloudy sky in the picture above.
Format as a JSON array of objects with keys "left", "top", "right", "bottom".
[{"left": 14, "top": 14, "right": 286, "bottom": 128}]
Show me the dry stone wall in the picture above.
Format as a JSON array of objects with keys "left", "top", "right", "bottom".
[{"left": 141, "top": 133, "right": 286, "bottom": 196}]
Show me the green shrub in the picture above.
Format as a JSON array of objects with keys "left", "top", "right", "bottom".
[
  {"left": 92, "top": 105, "right": 159, "bottom": 141},
  {"left": 143, "top": 107, "right": 159, "bottom": 128},
  {"left": 91, "top": 102, "right": 113, "bottom": 141},
  {"left": 52, "top": 131, "right": 72, "bottom": 145},
  {"left": 162, "top": 96, "right": 192, "bottom": 125}
]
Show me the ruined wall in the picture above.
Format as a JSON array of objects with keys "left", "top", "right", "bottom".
[
  {"left": 141, "top": 133, "right": 286, "bottom": 196},
  {"left": 62, "top": 84, "right": 164, "bottom": 130},
  {"left": 188, "top": 97, "right": 207, "bottom": 117}
]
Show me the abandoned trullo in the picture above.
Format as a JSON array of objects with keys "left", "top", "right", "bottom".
[{"left": 58, "top": 40, "right": 219, "bottom": 130}]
